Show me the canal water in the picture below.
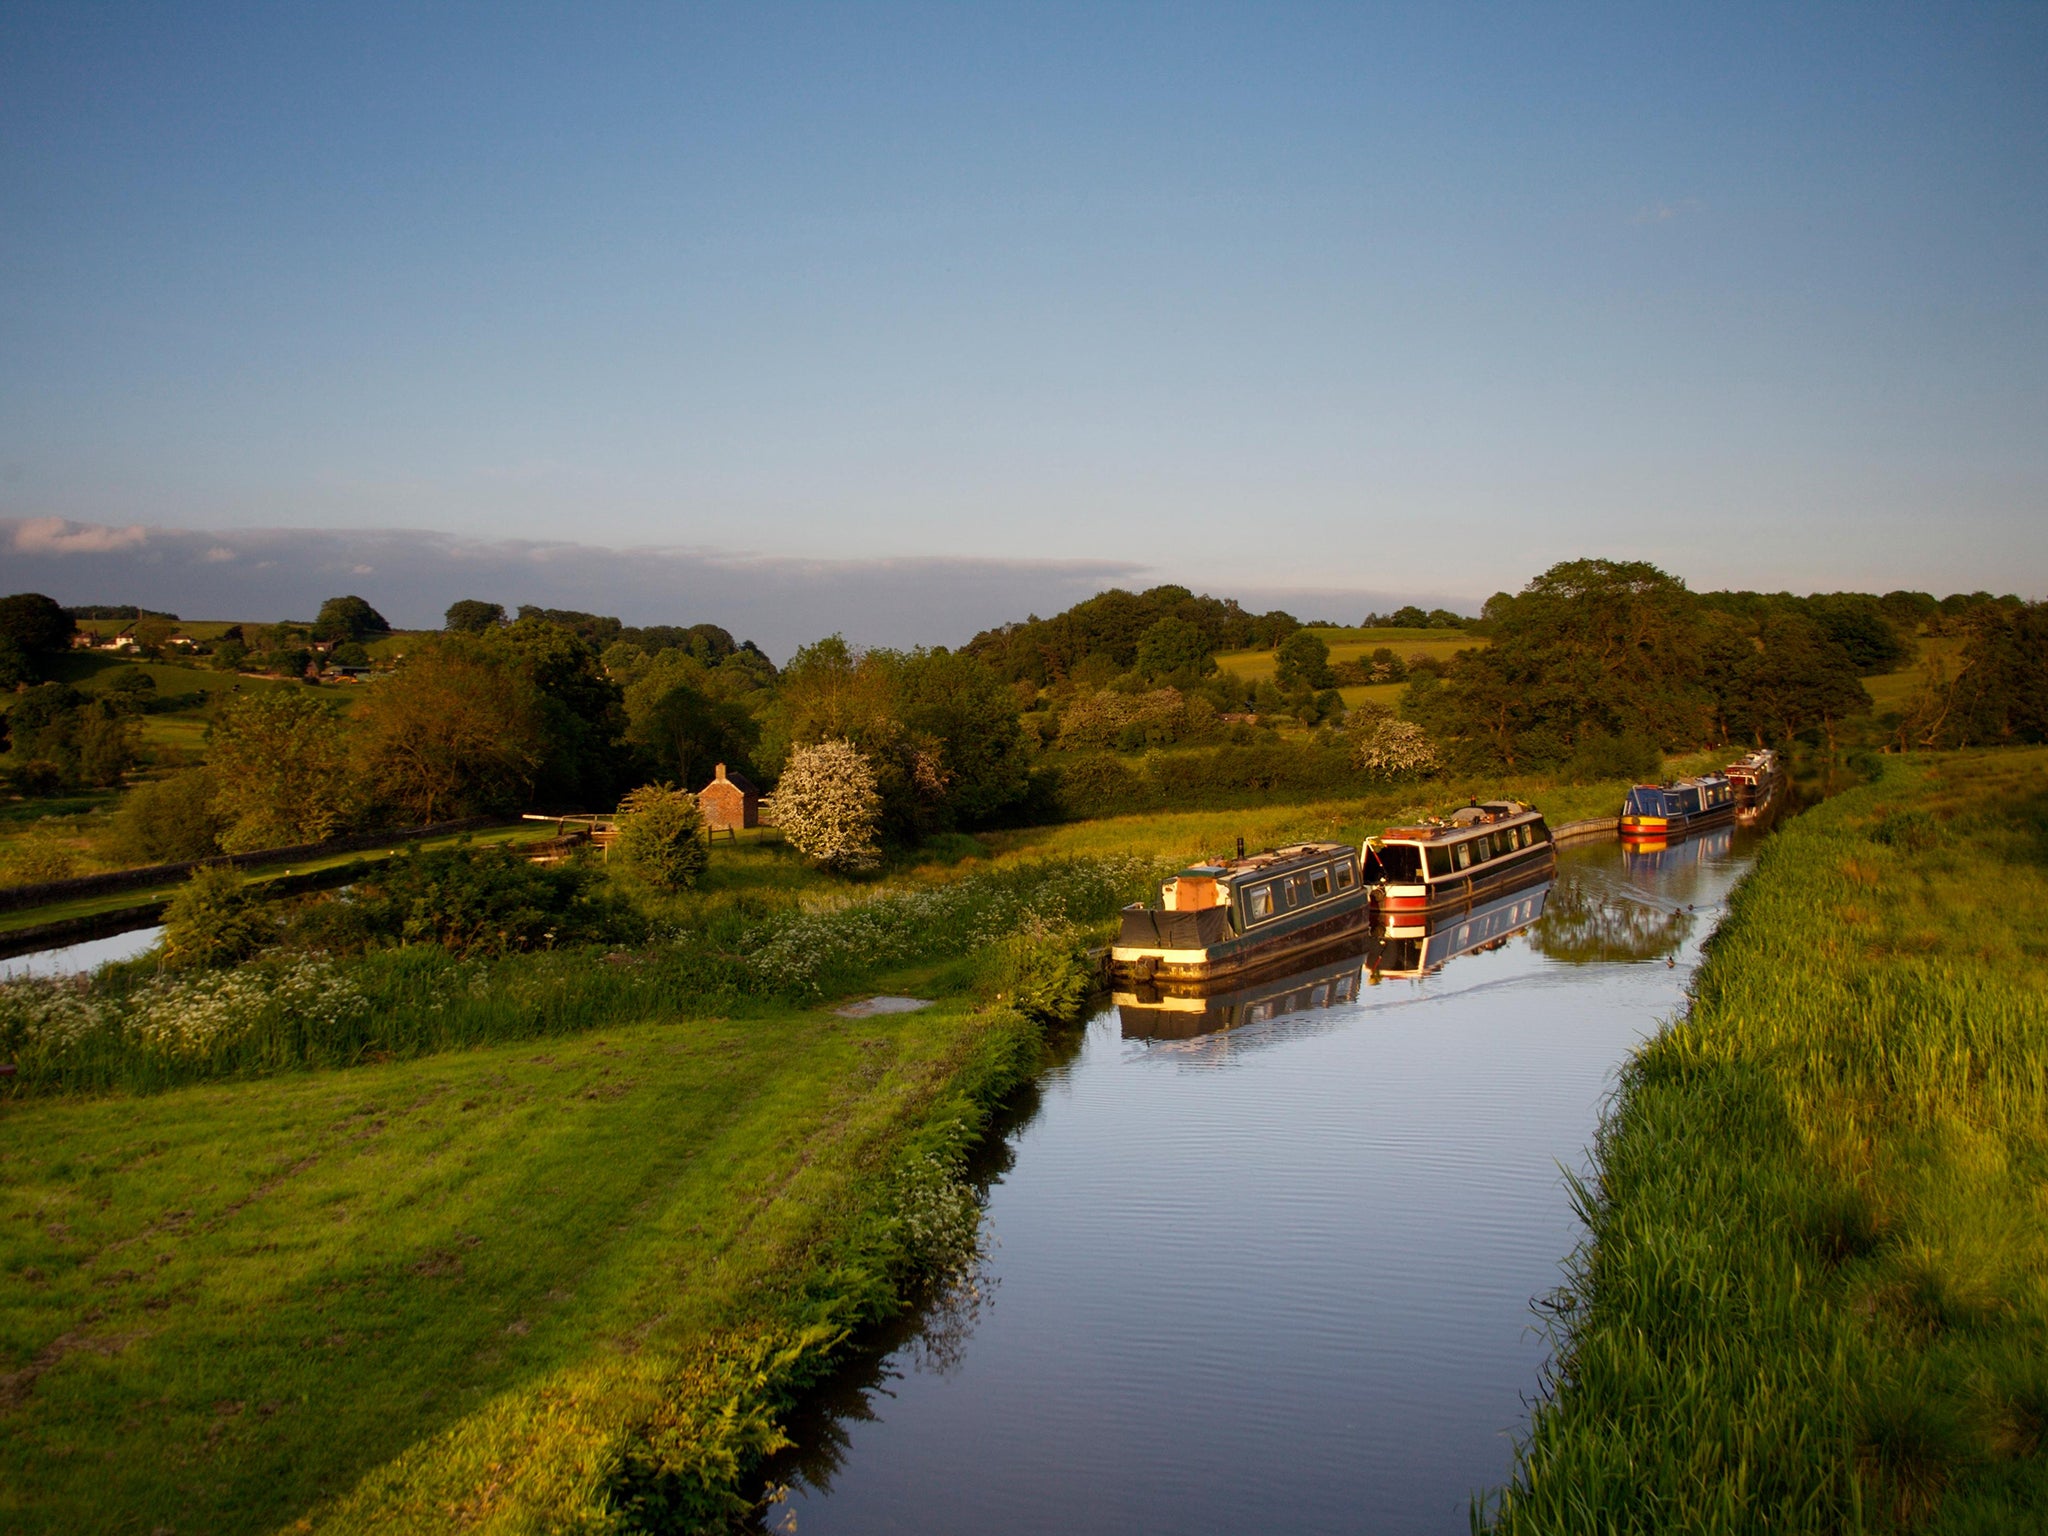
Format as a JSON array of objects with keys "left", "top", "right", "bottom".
[{"left": 760, "top": 825, "right": 1766, "bottom": 1534}]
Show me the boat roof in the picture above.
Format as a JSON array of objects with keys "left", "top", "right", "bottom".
[
  {"left": 1633, "top": 773, "right": 1731, "bottom": 792},
  {"left": 1378, "top": 801, "right": 1540, "bottom": 844},
  {"left": 1174, "top": 841, "right": 1353, "bottom": 882}
]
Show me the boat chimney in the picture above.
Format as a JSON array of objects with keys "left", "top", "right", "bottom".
[{"left": 1236, "top": 836, "right": 1245, "bottom": 859}]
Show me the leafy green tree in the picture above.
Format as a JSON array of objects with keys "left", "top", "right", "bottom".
[
  {"left": 1274, "top": 630, "right": 1334, "bottom": 691},
  {"left": 0, "top": 593, "right": 75, "bottom": 667},
  {"left": 1134, "top": 616, "right": 1217, "bottom": 683},
  {"left": 897, "top": 648, "right": 1031, "bottom": 824},
  {"left": 207, "top": 689, "right": 355, "bottom": 851},
  {"left": 489, "top": 618, "right": 635, "bottom": 809},
  {"left": 444, "top": 599, "right": 506, "bottom": 634},
  {"left": 351, "top": 641, "right": 547, "bottom": 823},
  {"left": 1806, "top": 594, "right": 1909, "bottom": 674},
  {"left": 310, "top": 595, "right": 392, "bottom": 644},
  {"left": 1412, "top": 559, "right": 1706, "bottom": 768},
  {"left": 112, "top": 769, "right": 227, "bottom": 863},
  {"left": 161, "top": 865, "right": 275, "bottom": 970},
  {"left": 1915, "top": 602, "right": 2048, "bottom": 747},
  {"left": 612, "top": 782, "right": 709, "bottom": 891},
  {"left": 1732, "top": 613, "right": 1871, "bottom": 752},
  {"left": 626, "top": 679, "right": 760, "bottom": 792},
  {"left": 321, "top": 844, "right": 638, "bottom": 958}
]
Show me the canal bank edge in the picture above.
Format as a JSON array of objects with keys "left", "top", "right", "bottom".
[
  {"left": 1489, "top": 748, "right": 2048, "bottom": 1533},
  {"left": 309, "top": 979, "right": 1082, "bottom": 1533}
]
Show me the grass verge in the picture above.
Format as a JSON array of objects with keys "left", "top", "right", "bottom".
[{"left": 1488, "top": 748, "right": 2048, "bottom": 1533}]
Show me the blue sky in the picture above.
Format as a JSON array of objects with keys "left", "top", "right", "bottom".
[{"left": 2, "top": 3, "right": 2044, "bottom": 641}]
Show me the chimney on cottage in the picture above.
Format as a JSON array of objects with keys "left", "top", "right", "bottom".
[{"left": 714, "top": 763, "right": 727, "bottom": 781}]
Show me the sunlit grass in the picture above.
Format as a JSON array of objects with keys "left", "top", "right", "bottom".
[
  {"left": 1489, "top": 747, "right": 2048, "bottom": 1534},
  {"left": 1212, "top": 625, "right": 1484, "bottom": 684}
]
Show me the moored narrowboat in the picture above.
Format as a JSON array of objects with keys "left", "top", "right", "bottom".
[
  {"left": 1619, "top": 773, "right": 1736, "bottom": 842},
  {"left": 1363, "top": 801, "right": 1555, "bottom": 919},
  {"left": 1109, "top": 842, "right": 1369, "bottom": 987},
  {"left": 1723, "top": 747, "right": 1785, "bottom": 824}
]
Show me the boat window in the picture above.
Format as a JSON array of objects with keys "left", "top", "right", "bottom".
[
  {"left": 1378, "top": 845, "right": 1422, "bottom": 882},
  {"left": 1284, "top": 875, "right": 1308, "bottom": 907},
  {"left": 1309, "top": 867, "right": 1332, "bottom": 899},
  {"left": 1454, "top": 842, "right": 1472, "bottom": 870},
  {"left": 1532, "top": 818, "right": 1550, "bottom": 844},
  {"left": 1246, "top": 884, "right": 1274, "bottom": 922},
  {"left": 1334, "top": 860, "right": 1355, "bottom": 889},
  {"left": 1492, "top": 831, "right": 1511, "bottom": 858},
  {"left": 1426, "top": 846, "right": 1454, "bottom": 878}
]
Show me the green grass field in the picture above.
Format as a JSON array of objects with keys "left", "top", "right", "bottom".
[
  {"left": 0, "top": 994, "right": 1015, "bottom": 1533},
  {"left": 1212, "top": 625, "right": 1484, "bottom": 686},
  {"left": 1490, "top": 748, "right": 2048, "bottom": 1533}
]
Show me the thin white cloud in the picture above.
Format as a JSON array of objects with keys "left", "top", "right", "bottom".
[
  {"left": 11, "top": 516, "right": 149, "bottom": 555},
  {"left": 1631, "top": 197, "right": 1704, "bottom": 225},
  {"left": 202, "top": 546, "right": 238, "bottom": 563}
]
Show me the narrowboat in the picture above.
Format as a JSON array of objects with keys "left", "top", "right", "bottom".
[
  {"left": 1109, "top": 842, "right": 1369, "bottom": 986},
  {"left": 1370, "top": 874, "right": 1552, "bottom": 981},
  {"left": 1723, "top": 747, "right": 1785, "bottom": 824},
  {"left": 1363, "top": 801, "right": 1555, "bottom": 919},
  {"left": 1619, "top": 773, "right": 1736, "bottom": 842},
  {"left": 1115, "top": 941, "right": 1369, "bottom": 1041}
]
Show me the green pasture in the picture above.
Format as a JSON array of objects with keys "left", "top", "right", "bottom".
[
  {"left": 0, "top": 994, "right": 1008, "bottom": 1534},
  {"left": 1491, "top": 747, "right": 2048, "bottom": 1533},
  {"left": 1213, "top": 625, "right": 1483, "bottom": 685}
]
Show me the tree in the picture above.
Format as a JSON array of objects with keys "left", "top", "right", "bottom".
[
  {"left": 1346, "top": 707, "right": 1440, "bottom": 780},
  {"left": 1134, "top": 616, "right": 1217, "bottom": 683},
  {"left": 1806, "top": 594, "right": 1909, "bottom": 674},
  {"left": 773, "top": 739, "right": 883, "bottom": 873},
  {"left": 625, "top": 679, "right": 760, "bottom": 792},
  {"left": 1274, "top": 630, "right": 1334, "bottom": 691},
  {"left": 896, "top": 648, "right": 1031, "bottom": 824},
  {"left": 612, "top": 782, "right": 709, "bottom": 891},
  {"left": 1732, "top": 613, "right": 1871, "bottom": 752},
  {"left": 351, "top": 642, "right": 547, "bottom": 823},
  {"left": 493, "top": 617, "right": 634, "bottom": 808},
  {"left": 445, "top": 599, "right": 506, "bottom": 634},
  {"left": 1411, "top": 559, "right": 1706, "bottom": 768},
  {"left": 207, "top": 689, "right": 355, "bottom": 851},
  {"left": 311, "top": 595, "right": 392, "bottom": 644},
  {"left": 112, "top": 769, "right": 226, "bottom": 863},
  {"left": 0, "top": 593, "right": 75, "bottom": 663}
]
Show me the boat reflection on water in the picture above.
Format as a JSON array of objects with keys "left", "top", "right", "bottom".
[
  {"left": 1115, "top": 872, "right": 1553, "bottom": 1041},
  {"left": 1368, "top": 875, "right": 1551, "bottom": 981},
  {"left": 1619, "top": 821, "right": 1734, "bottom": 874},
  {"left": 1115, "top": 941, "right": 1371, "bottom": 1040}
]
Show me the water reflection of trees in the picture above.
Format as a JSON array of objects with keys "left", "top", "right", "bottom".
[{"left": 1532, "top": 872, "right": 1694, "bottom": 963}]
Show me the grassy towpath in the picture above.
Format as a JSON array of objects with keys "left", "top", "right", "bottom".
[
  {"left": 0, "top": 994, "right": 1026, "bottom": 1533},
  {"left": 1491, "top": 748, "right": 2048, "bottom": 1533}
]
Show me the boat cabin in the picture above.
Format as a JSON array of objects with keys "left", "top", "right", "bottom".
[
  {"left": 1111, "top": 841, "right": 1369, "bottom": 984},
  {"left": 1363, "top": 801, "right": 1553, "bottom": 913},
  {"left": 1622, "top": 774, "right": 1736, "bottom": 822}
]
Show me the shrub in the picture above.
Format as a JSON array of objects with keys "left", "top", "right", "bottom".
[
  {"left": 318, "top": 844, "right": 640, "bottom": 958},
  {"left": 161, "top": 865, "right": 276, "bottom": 970},
  {"left": 773, "top": 739, "right": 883, "bottom": 873},
  {"left": 112, "top": 769, "right": 226, "bottom": 864},
  {"left": 613, "top": 783, "right": 710, "bottom": 892}
]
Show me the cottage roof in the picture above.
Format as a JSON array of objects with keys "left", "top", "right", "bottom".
[{"left": 702, "top": 763, "right": 759, "bottom": 796}]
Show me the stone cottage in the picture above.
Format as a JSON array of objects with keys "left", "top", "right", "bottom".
[{"left": 697, "top": 763, "right": 760, "bottom": 832}]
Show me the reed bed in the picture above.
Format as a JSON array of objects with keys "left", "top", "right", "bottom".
[{"left": 1489, "top": 748, "right": 2048, "bottom": 1533}]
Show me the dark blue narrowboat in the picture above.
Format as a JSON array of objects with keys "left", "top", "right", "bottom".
[
  {"left": 1619, "top": 773, "right": 1737, "bottom": 842},
  {"left": 1110, "top": 841, "right": 1370, "bottom": 986}
]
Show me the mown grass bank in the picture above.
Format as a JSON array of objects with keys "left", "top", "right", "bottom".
[
  {"left": 1490, "top": 748, "right": 2048, "bottom": 1533},
  {"left": 0, "top": 989, "right": 1051, "bottom": 1533}
]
